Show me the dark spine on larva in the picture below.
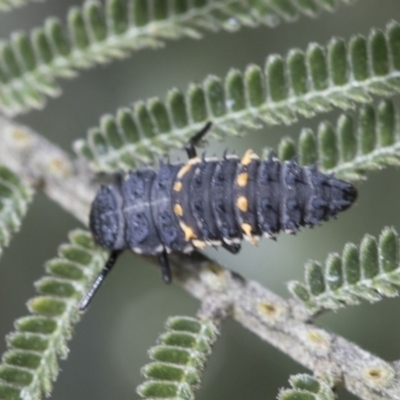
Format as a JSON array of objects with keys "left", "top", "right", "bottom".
[
  {"left": 190, "top": 160, "right": 219, "bottom": 243},
  {"left": 210, "top": 158, "right": 242, "bottom": 243}
]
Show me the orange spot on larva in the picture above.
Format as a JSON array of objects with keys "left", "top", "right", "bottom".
[
  {"left": 237, "top": 196, "right": 248, "bottom": 212},
  {"left": 177, "top": 163, "right": 192, "bottom": 179},
  {"left": 241, "top": 149, "right": 259, "bottom": 166},
  {"left": 241, "top": 223, "right": 252, "bottom": 236},
  {"left": 173, "top": 181, "right": 182, "bottom": 192},
  {"left": 237, "top": 172, "right": 248, "bottom": 187},
  {"left": 174, "top": 204, "right": 183, "bottom": 216},
  {"left": 180, "top": 222, "right": 197, "bottom": 241}
]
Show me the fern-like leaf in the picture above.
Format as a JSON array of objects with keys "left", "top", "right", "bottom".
[
  {"left": 74, "top": 20, "right": 400, "bottom": 173},
  {"left": 288, "top": 227, "right": 400, "bottom": 312},
  {"left": 278, "top": 374, "right": 335, "bottom": 400},
  {"left": 0, "top": 0, "right": 43, "bottom": 13},
  {"left": 272, "top": 99, "right": 400, "bottom": 181},
  {"left": 0, "top": 0, "right": 351, "bottom": 116},
  {"left": 137, "top": 316, "right": 219, "bottom": 400},
  {"left": 0, "top": 165, "right": 33, "bottom": 260},
  {"left": 0, "top": 230, "right": 106, "bottom": 400}
]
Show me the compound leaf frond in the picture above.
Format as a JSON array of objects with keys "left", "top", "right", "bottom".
[
  {"left": 288, "top": 227, "right": 400, "bottom": 313},
  {"left": 137, "top": 316, "right": 219, "bottom": 400},
  {"left": 74, "top": 20, "right": 400, "bottom": 173},
  {"left": 0, "top": 165, "right": 33, "bottom": 261},
  {"left": 0, "top": 0, "right": 351, "bottom": 116},
  {"left": 0, "top": 230, "right": 107, "bottom": 400},
  {"left": 272, "top": 99, "right": 400, "bottom": 181}
]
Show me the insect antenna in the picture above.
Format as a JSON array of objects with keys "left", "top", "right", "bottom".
[{"left": 79, "top": 250, "right": 122, "bottom": 312}]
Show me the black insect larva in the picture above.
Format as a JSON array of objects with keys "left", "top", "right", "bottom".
[{"left": 80, "top": 122, "right": 357, "bottom": 311}]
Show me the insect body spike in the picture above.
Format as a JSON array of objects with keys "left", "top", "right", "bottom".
[
  {"left": 222, "top": 242, "right": 241, "bottom": 254},
  {"left": 79, "top": 250, "right": 122, "bottom": 312},
  {"left": 158, "top": 250, "right": 171, "bottom": 283},
  {"left": 268, "top": 150, "right": 277, "bottom": 161},
  {"left": 113, "top": 172, "right": 123, "bottom": 185}
]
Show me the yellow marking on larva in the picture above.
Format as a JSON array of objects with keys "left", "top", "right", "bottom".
[
  {"left": 192, "top": 239, "right": 206, "bottom": 250},
  {"left": 188, "top": 157, "right": 201, "bottom": 165},
  {"left": 241, "top": 223, "right": 259, "bottom": 245},
  {"left": 237, "top": 196, "right": 248, "bottom": 212},
  {"left": 174, "top": 204, "right": 183, "bottom": 216},
  {"left": 179, "top": 222, "right": 197, "bottom": 241},
  {"left": 237, "top": 172, "right": 248, "bottom": 187},
  {"left": 173, "top": 181, "right": 182, "bottom": 192},
  {"left": 241, "top": 223, "right": 252, "bottom": 237},
  {"left": 241, "top": 149, "right": 259, "bottom": 166},
  {"left": 177, "top": 163, "right": 192, "bottom": 179}
]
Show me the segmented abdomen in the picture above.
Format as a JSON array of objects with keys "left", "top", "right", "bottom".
[
  {"left": 168, "top": 150, "right": 356, "bottom": 251},
  {"left": 89, "top": 150, "right": 357, "bottom": 255}
]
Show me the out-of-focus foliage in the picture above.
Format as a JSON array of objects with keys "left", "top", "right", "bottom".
[
  {"left": 274, "top": 99, "right": 400, "bottom": 181},
  {"left": 0, "top": 0, "right": 353, "bottom": 116},
  {"left": 75, "top": 21, "right": 400, "bottom": 172},
  {"left": 0, "top": 0, "right": 44, "bottom": 14},
  {"left": 0, "top": 165, "right": 33, "bottom": 260},
  {"left": 0, "top": 230, "right": 106, "bottom": 400},
  {"left": 288, "top": 227, "right": 400, "bottom": 313}
]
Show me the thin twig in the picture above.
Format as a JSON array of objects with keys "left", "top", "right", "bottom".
[
  {"left": 0, "top": 116, "right": 95, "bottom": 224},
  {"left": 0, "top": 116, "right": 399, "bottom": 400}
]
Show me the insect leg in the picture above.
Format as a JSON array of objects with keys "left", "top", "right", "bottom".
[
  {"left": 222, "top": 242, "right": 241, "bottom": 254},
  {"left": 184, "top": 121, "right": 212, "bottom": 159},
  {"left": 158, "top": 249, "right": 172, "bottom": 283},
  {"left": 79, "top": 250, "right": 122, "bottom": 312}
]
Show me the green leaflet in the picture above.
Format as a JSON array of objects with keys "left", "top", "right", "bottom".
[
  {"left": 278, "top": 374, "right": 336, "bottom": 400},
  {"left": 137, "top": 316, "right": 219, "bottom": 400},
  {"left": 0, "top": 165, "right": 33, "bottom": 260},
  {"left": 272, "top": 99, "right": 400, "bottom": 182},
  {"left": 0, "top": 230, "right": 107, "bottom": 400},
  {"left": 75, "top": 20, "right": 400, "bottom": 173},
  {"left": 288, "top": 227, "right": 400, "bottom": 312},
  {"left": 0, "top": 0, "right": 351, "bottom": 116}
]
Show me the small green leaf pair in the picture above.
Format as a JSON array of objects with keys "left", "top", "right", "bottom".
[
  {"left": 289, "top": 227, "right": 400, "bottom": 312},
  {"left": 137, "top": 316, "right": 219, "bottom": 400}
]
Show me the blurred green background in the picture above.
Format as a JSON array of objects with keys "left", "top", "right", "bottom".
[{"left": 1, "top": 1, "right": 400, "bottom": 399}]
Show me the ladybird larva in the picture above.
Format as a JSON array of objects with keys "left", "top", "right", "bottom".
[{"left": 80, "top": 123, "right": 357, "bottom": 311}]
